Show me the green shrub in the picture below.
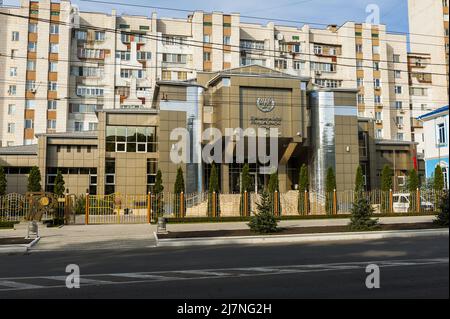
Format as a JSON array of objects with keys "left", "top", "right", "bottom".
[
  {"left": 434, "top": 191, "right": 449, "bottom": 227},
  {"left": 248, "top": 189, "right": 278, "bottom": 234},
  {"left": 349, "top": 195, "right": 380, "bottom": 231}
]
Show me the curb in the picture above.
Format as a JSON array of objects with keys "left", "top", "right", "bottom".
[
  {"left": 155, "top": 229, "right": 449, "bottom": 247},
  {"left": 0, "top": 237, "right": 41, "bottom": 255}
]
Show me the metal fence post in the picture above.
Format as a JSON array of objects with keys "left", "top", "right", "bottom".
[
  {"left": 147, "top": 192, "right": 151, "bottom": 223},
  {"left": 212, "top": 191, "right": 216, "bottom": 217},
  {"left": 274, "top": 190, "right": 279, "bottom": 217},
  {"left": 333, "top": 189, "right": 337, "bottom": 215},
  {"left": 85, "top": 193, "right": 90, "bottom": 225},
  {"left": 304, "top": 190, "right": 308, "bottom": 215},
  {"left": 244, "top": 191, "right": 248, "bottom": 217},
  {"left": 389, "top": 189, "right": 393, "bottom": 213},
  {"left": 180, "top": 192, "right": 185, "bottom": 218},
  {"left": 416, "top": 188, "right": 421, "bottom": 213}
]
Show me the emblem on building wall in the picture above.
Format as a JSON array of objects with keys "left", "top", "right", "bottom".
[{"left": 256, "top": 97, "right": 276, "bottom": 113}]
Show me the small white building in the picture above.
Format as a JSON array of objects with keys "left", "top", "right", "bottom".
[{"left": 418, "top": 105, "right": 449, "bottom": 189}]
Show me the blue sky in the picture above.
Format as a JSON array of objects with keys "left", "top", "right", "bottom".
[{"left": 3, "top": 0, "right": 409, "bottom": 34}]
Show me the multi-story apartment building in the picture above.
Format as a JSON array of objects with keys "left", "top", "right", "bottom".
[
  {"left": 1, "top": 0, "right": 439, "bottom": 148},
  {"left": 408, "top": 0, "right": 450, "bottom": 154}
]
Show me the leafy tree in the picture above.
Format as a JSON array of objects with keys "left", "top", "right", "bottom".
[
  {"left": 240, "top": 164, "right": 253, "bottom": 216},
  {"left": 248, "top": 188, "right": 278, "bottom": 234},
  {"left": 153, "top": 169, "right": 164, "bottom": 217},
  {"left": 298, "top": 164, "right": 309, "bottom": 215},
  {"left": 434, "top": 165, "right": 445, "bottom": 191},
  {"left": 381, "top": 165, "right": 393, "bottom": 191},
  {"left": 325, "top": 167, "right": 336, "bottom": 215},
  {"left": 207, "top": 163, "right": 220, "bottom": 217},
  {"left": 407, "top": 169, "right": 419, "bottom": 212},
  {"left": 354, "top": 165, "right": 365, "bottom": 194},
  {"left": 434, "top": 191, "right": 449, "bottom": 227},
  {"left": 27, "top": 166, "right": 42, "bottom": 193},
  {"left": 173, "top": 167, "right": 185, "bottom": 217},
  {"left": 349, "top": 195, "right": 380, "bottom": 231},
  {"left": 381, "top": 165, "right": 393, "bottom": 212},
  {"left": 0, "top": 166, "right": 7, "bottom": 196},
  {"left": 53, "top": 170, "right": 66, "bottom": 196},
  {"left": 73, "top": 195, "right": 86, "bottom": 215}
]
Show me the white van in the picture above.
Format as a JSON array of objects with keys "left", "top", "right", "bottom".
[{"left": 392, "top": 193, "right": 434, "bottom": 213}]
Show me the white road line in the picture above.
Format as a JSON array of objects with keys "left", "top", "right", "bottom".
[
  {"left": 42, "top": 276, "right": 113, "bottom": 285},
  {"left": 0, "top": 257, "right": 447, "bottom": 292},
  {"left": 175, "top": 270, "right": 230, "bottom": 277},
  {"left": 109, "top": 273, "right": 178, "bottom": 280},
  {"left": 0, "top": 280, "right": 44, "bottom": 290}
]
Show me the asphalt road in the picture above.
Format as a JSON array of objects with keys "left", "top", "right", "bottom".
[{"left": 0, "top": 236, "right": 448, "bottom": 299}]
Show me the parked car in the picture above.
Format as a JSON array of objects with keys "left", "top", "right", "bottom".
[{"left": 392, "top": 193, "right": 434, "bottom": 213}]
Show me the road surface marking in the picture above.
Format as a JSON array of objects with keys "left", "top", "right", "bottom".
[
  {"left": 0, "top": 257, "right": 447, "bottom": 292},
  {"left": 0, "top": 280, "right": 44, "bottom": 290}
]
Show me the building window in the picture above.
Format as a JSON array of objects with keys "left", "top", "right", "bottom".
[
  {"left": 395, "top": 101, "right": 403, "bottom": 109},
  {"left": 49, "top": 62, "right": 58, "bottom": 72},
  {"left": 27, "top": 60, "right": 36, "bottom": 71},
  {"left": 8, "top": 85, "right": 17, "bottom": 95},
  {"left": 47, "top": 120, "right": 56, "bottom": 130},
  {"left": 396, "top": 116, "right": 404, "bottom": 126},
  {"left": 95, "top": 31, "right": 105, "bottom": 41},
  {"left": 203, "top": 35, "right": 211, "bottom": 43},
  {"left": 292, "top": 44, "right": 301, "bottom": 53},
  {"left": 147, "top": 159, "right": 157, "bottom": 193},
  {"left": 49, "top": 43, "right": 59, "bottom": 54},
  {"left": 88, "top": 123, "right": 98, "bottom": 131},
  {"left": 10, "top": 67, "right": 17, "bottom": 77},
  {"left": 25, "top": 100, "right": 36, "bottom": 109},
  {"left": 356, "top": 60, "right": 363, "bottom": 69},
  {"left": 275, "top": 59, "right": 287, "bottom": 69},
  {"left": 203, "top": 52, "right": 211, "bottom": 62},
  {"left": 177, "top": 71, "right": 187, "bottom": 81},
  {"left": 105, "top": 158, "right": 116, "bottom": 195},
  {"left": 396, "top": 133, "right": 404, "bottom": 141},
  {"left": 50, "top": 24, "right": 59, "bottom": 34},
  {"left": 437, "top": 123, "right": 447, "bottom": 145},
  {"left": 75, "top": 30, "right": 87, "bottom": 40},
  {"left": 374, "top": 95, "right": 382, "bottom": 104},
  {"left": 26, "top": 80, "right": 36, "bottom": 91},
  {"left": 48, "top": 100, "right": 57, "bottom": 110},
  {"left": 293, "top": 60, "right": 305, "bottom": 70},
  {"left": 116, "top": 51, "right": 131, "bottom": 61},
  {"left": 375, "top": 111, "right": 382, "bottom": 121},
  {"left": 69, "top": 104, "right": 97, "bottom": 113},
  {"left": 375, "top": 129, "right": 383, "bottom": 139},
  {"left": 355, "top": 44, "right": 363, "bottom": 53},
  {"left": 76, "top": 86, "right": 104, "bottom": 97},
  {"left": 162, "top": 53, "right": 188, "bottom": 64},
  {"left": 394, "top": 70, "right": 401, "bottom": 79},
  {"left": 8, "top": 104, "right": 16, "bottom": 115},
  {"left": 393, "top": 54, "right": 400, "bottom": 63},
  {"left": 11, "top": 31, "right": 19, "bottom": 41},
  {"left": 106, "top": 126, "right": 158, "bottom": 153},
  {"left": 311, "top": 62, "right": 336, "bottom": 72},
  {"left": 25, "top": 119, "right": 34, "bottom": 129},
  {"left": 48, "top": 82, "right": 58, "bottom": 91},
  {"left": 357, "top": 94, "right": 365, "bottom": 104},
  {"left": 74, "top": 122, "right": 84, "bottom": 132},
  {"left": 7, "top": 123, "right": 15, "bottom": 134},
  {"left": 373, "top": 62, "right": 380, "bottom": 71},
  {"left": 357, "top": 78, "right": 363, "bottom": 87},
  {"left": 136, "top": 51, "right": 151, "bottom": 60},
  {"left": 223, "top": 36, "right": 231, "bottom": 45},
  {"left": 372, "top": 46, "right": 380, "bottom": 54},
  {"left": 29, "top": 23, "right": 38, "bottom": 33},
  {"left": 395, "top": 86, "right": 402, "bottom": 94},
  {"left": 28, "top": 42, "right": 37, "bottom": 52},
  {"left": 313, "top": 45, "right": 323, "bottom": 55},
  {"left": 373, "top": 78, "right": 381, "bottom": 88}
]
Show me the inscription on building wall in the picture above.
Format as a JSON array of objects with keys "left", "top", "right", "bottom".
[{"left": 250, "top": 117, "right": 282, "bottom": 128}]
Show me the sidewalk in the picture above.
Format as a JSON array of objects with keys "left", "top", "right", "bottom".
[
  {"left": 0, "top": 223, "right": 156, "bottom": 251},
  {"left": 0, "top": 215, "right": 436, "bottom": 252}
]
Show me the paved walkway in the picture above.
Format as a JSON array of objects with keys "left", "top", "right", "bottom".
[{"left": 0, "top": 215, "right": 435, "bottom": 252}]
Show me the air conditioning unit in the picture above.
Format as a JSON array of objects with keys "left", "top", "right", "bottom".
[
  {"left": 400, "top": 109, "right": 405, "bottom": 114},
  {"left": 375, "top": 120, "right": 383, "bottom": 124},
  {"left": 374, "top": 86, "right": 381, "bottom": 90},
  {"left": 397, "top": 124, "right": 404, "bottom": 130},
  {"left": 30, "top": 87, "right": 37, "bottom": 93},
  {"left": 315, "top": 71, "right": 322, "bottom": 76}
]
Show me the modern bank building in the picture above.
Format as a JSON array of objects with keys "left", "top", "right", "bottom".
[{"left": 0, "top": 66, "right": 420, "bottom": 196}]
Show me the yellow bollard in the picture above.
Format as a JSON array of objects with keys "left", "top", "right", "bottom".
[
  {"left": 416, "top": 188, "right": 421, "bottom": 213},
  {"left": 85, "top": 193, "right": 90, "bottom": 225}
]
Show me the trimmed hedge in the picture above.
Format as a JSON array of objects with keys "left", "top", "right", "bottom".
[
  {"left": 158, "top": 212, "right": 437, "bottom": 224},
  {"left": 0, "top": 221, "right": 18, "bottom": 229}
]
